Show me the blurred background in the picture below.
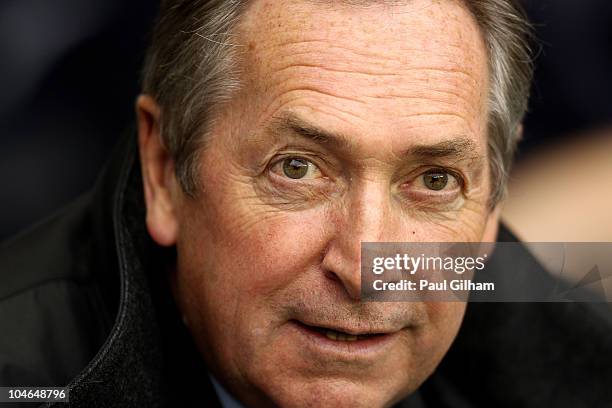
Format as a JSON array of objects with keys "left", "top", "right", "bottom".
[
  {"left": 502, "top": 0, "right": 612, "bottom": 244},
  {"left": 0, "top": 0, "right": 157, "bottom": 238},
  {"left": 0, "top": 0, "right": 611, "bottom": 244}
]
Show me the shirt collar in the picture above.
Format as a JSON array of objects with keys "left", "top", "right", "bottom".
[{"left": 209, "top": 374, "right": 248, "bottom": 408}]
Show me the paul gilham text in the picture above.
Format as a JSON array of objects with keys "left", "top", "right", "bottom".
[{"left": 373, "top": 279, "right": 495, "bottom": 292}]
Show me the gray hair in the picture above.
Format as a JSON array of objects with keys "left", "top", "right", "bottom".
[{"left": 141, "top": 0, "right": 533, "bottom": 206}]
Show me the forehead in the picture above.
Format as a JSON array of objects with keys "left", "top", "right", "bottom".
[{"left": 235, "top": 0, "right": 489, "bottom": 151}]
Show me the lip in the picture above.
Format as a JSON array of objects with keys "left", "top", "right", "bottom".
[
  {"left": 296, "top": 319, "right": 396, "bottom": 336},
  {"left": 287, "top": 319, "right": 403, "bottom": 359}
]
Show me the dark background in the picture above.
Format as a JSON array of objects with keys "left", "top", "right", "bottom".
[
  {"left": 1, "top": 0, "right": 611, "bottom": 241},
  {"left": 0, "top": 0, "right": 157, "bottom": 239}
]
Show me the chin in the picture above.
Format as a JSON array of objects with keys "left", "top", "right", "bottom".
[{"left": 254, "top": 374, "right": 411, "bottom": 408}]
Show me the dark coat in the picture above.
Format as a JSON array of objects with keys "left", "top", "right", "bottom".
[{"left": 1, "top": 134, "right": 610, "bottom": 407}]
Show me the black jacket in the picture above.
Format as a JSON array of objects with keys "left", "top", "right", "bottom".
[{"left": 1, "top": 134, "right": 611, "bottom": 407}]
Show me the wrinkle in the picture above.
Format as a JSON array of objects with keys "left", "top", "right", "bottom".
[
  {"left": 263, "top": 63, "right": 482, "bottom": 115},
  {"left": 273, "top": 61, "right": 406, "bottom": 79},
  {"left": 270, "top": 50, "right": 481, "bottom": 84},
  {"left": 395, "top": 111, "right": 470, "bottom": 122},
  {"left": 270, "top": 82, "right": 369, "bottom": 107},
  {"left": 268, "top": 35, "right": 477, "bottom": 63}
]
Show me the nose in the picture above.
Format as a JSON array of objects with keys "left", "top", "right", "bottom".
[{"left": 321, "top": 181, "right": 397, "bottom": 300}]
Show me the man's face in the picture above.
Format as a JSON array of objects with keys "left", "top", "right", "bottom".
[{"left": 142, "top": 0, "right": 497, "bottom": 406}]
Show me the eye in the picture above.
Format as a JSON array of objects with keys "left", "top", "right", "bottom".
[
  {"left": 400, "top": 169, "right": 463, "bottom": 206},
  {"left": 271, "top": 157, "right": 323, "bottom": 180},
  {"left": 423, "top": 171, "right": 449, "bottom": 191},
  {"left": 416, "top": 169, "right": 462, "bottom": 192}
]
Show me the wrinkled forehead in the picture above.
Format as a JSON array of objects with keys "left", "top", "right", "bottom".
[{"left": 234, "top": 0, "right": 490, "bottom": 150}]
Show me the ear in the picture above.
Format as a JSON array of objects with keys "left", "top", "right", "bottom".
[
  {"left": 482, "top": 204, "right": 502, "bottom": 242},
  {"left": 136, "top": 94, "right": 179, "bottom": 247}
]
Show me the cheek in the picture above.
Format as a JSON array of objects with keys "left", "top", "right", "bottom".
[
  {"left": 211, "top": 207, "right": 330, "bottom": 296},
  {"left": 427, "top": 302, "right": 467, "bottom": 335},
  {"left": 404, "top": 208, "right": 491, "bottom": 243},
  {"left": 174, "top": 190, "right": 332, "bottom": 328},
  {"left": 416, "top": 302, "right": 467, "bottom": 371}
]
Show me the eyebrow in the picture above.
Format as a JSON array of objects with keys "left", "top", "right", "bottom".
[
  {"left": 271, "top": 113, "right": 354, "bottom": 151},
  {"left": 270, "top": 113, "right": 483, "bottom": 163},
  {"left": 409, "top": 138, "right": 481, "bottom": 163}
]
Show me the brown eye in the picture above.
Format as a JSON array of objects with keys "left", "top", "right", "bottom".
[
  {"left": 281, "top": 157, "right": 323, "bottom": 179},
  {"left": 423, "top": 172, "right": 449, "bottom": 191},
  {"left": 283, "top": 158, "right": 309, "bottom": 179},
  {"left": 270, "top": 156, "right": 324, "bottom": 181}
]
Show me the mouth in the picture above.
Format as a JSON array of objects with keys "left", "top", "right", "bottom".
[
  {"left": 285, "top": 318, "right": 406, "bottom": 361},
  {"left": 290, "top": 320, "right": 391, "bottom": 342}
]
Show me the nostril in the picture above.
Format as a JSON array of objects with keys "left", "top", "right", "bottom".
[{"left": 324, "top": 270, "right": 341, "bottom": 283}]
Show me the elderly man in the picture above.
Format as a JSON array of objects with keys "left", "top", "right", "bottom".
[{"left": 0, "top": 1, "right": 610, "bottom": 407}]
